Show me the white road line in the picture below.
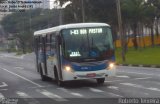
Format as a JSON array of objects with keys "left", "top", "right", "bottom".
[
  {"left": 0, "top": 67, "right": 43, "bottom": 87},
  {"left": 120, "top": 83, "right": 143, "bottom": 88},
  {"left": 108, "top": 92, "right": 123, "bottom": 97},
  {"left": 134, "top": 77, "right": 152, "bottom": 80},
  {"left": 108, "top": 86, "right": 119, "bottom": 90},
  {"left": 3, "top": 54, "right": 24, "bottom": 59},
  {"left": 147, "top": 87, "right": 160, "bottom": 92},
  {"left": 37, "top": 89, "right": 67, "bottom": 102},
  {"left": 16, "top": 91, "right": 39, "bottom": 104},
  {"left": 116, "top": 75, "right": 130, "bottom": 78},
  {"left": 120, "top": 82, "right": 160, "bottom": 92},
  {"left": 0, "top": 93, "right": 5, "bottom": 99},
  {"left": 0, "top": 82, "right": 8, "bottom": 87},
  {"left": 70, "top": 93, "right": 83, "bottom": 97},
  {"left": 16, "top": 91, "right": 31, "bottom": 98},
  {"left": 118, "top": 71, "right": 154, "bottom": 76},
  {"left": 14, "top": 67, "right": 24, "bottom": 70},
  {"left": 89, "top": 88, "right": 104, "bottom": 93},
  {"left": 0, "top": 89, "right": 8, "bottom": 91},
  {"left": 57, "top": 88, "right": 83, "bottom": 97}
]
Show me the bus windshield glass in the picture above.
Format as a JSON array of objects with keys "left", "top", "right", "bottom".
[{"left": 61, "top": 27, "right": 114, "bottom": 62}]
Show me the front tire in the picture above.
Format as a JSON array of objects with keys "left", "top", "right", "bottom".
[{"left": 97, "top": 78, "right": 105, "bottom": 84}]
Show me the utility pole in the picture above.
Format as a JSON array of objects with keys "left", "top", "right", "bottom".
[
  {"left": 29, "top": 10, "right": 31, "bottom": 32},
  {"left": 59, "top": 1, "right": 72, "bottom": 25},
  {"left": 59, "top": 9, "right": 63, "bottom": 25},
  {"left": 116, "top": 0, "right": 125, "bottom": 62},
  {"left": 81, "top": 0, "right": 85, "bottom": 22}
]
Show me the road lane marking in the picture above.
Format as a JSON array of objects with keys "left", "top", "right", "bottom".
[
  {"left": 0, "top": 82, "right": 8, "bottom": 87},
  {"left": 118, "top": 71, "right": 154, "bottom": 76},
  {"left": 89, "top": 88, "right": 104, "bottom": 93},
  {"left": 16, "top": 91, "right": 31, "bottom": 98},
  {"left": 134, "top": 77, "right": 152, "bottom": 80},
  {"left": 105, "top": 77, "right": 151, "bottom": 83},
  {"left": 108, "top": 86, "right": 119, "bottom": 90},
  {"left": 16, "top": 91, "right": 39, "bottom": 104},
  {"left": 120, "top": 83, "right": 143, "bottom": 88},
  {"left": 147, "top": 87, "right": 160, "bottom": 92},
  {"left": 2, "top": 54, "right": 24, "bottom": 59},
  {"left": 89, "top": 87, "right": 123, "bottom": 98},
  {"left": 0, "top": 67, "right": 43, "bottom": 87},
  {"left": 14, "top": 67, "right": 24, "bottom": 70},
  {"left": 37, "top": 89, "right": 67, "bottom": 101},
  {"left": 108, "top": 92, "right": 123, "bottom": 97},
  {"left": 0, "top": 56, "right": 4, "bottom": 58},
  {"left": 57, "top": 88, "right": 83, "bottom": 97},
  {"left": 116, "top": 75, "right": 130, "bottom": 78},
  {"left": 0, "top": 89, "right": 8, "bottom": 91},
  {"left": 70, "top": 93, "right": 83, "bottom": 97},
  {"left": 0, "top": 93, "right": 5, "bottom": 99},
  {"left": 120, "top": 82, "right": 160, "bottom": 92}
]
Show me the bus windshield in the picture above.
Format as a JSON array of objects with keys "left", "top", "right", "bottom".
[{"left": 61, "top": 27, "right": 114, "bottom": 62}]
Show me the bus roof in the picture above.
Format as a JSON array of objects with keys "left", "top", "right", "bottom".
[{"left": 34, "top": 23, "right": 110, "bottom": 36}]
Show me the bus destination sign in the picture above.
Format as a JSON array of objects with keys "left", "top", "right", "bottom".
[{"left": 70, "top": 28, "right": 103, "bottom": 35}]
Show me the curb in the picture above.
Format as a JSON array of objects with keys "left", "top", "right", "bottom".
[{"left": 117, "top": 64, "right": 160, "bottom": 68}]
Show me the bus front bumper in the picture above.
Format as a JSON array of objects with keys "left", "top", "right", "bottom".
[{"left": 62, "top": 67, "right": 116, "bottom": 81}]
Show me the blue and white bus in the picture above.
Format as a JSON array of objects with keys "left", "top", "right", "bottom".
[{"left": 34, "top": 23, "right": 116, "bottom": 86}]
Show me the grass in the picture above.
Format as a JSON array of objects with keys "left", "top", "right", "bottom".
[{"left": 115, "top": 46, "right": 160, "bottom": 65}]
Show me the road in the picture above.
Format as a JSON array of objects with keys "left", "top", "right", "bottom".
[{"left": 0, "top": 52, "right": 160, "bottom": 104}]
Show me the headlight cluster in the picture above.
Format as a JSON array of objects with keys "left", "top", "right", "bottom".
[
  {"left": 64, "top": 66, "right": 72, "bottom": 72},
  {"left": 108, "top": 63, "right": 115, "bottom": 70}
]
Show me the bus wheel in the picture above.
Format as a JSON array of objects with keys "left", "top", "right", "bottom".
[
  {"left": 96, "top": 78, "right": 105, "bottom": 84},
  {"left": 57, "top": 80, "right": 64, "bottom": 87},
  {"left": 39, "top": 64, "right": 48, "bottom": 81}
]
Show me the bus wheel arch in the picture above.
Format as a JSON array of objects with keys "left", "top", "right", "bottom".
[
  {"left": 54, "top": 66, "right": 58, "bottom": 81},
  {"left": 54, "top": 66, "right": 64, "bottom": 86}
]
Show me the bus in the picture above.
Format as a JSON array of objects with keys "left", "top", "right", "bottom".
[{"left": 34, "top": 23, "right": 116, "bottom": 86}]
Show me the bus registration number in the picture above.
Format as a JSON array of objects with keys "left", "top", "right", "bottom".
[{"left": 87, "top": 73, "right": 96, "bottom": 77}]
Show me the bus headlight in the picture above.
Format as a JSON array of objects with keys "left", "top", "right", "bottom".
[
  {"left": 108, "top": 63, "right": 115, "bottom": 70},
  {"left": 64, "top": 66, "right": 72, "bottom": 72}
]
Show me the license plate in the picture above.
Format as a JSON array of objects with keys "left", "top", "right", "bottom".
[{"left": 87, "top": 73, "right": 96, "bottom": 77}]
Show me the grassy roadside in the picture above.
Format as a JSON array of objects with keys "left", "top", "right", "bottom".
[{"left": 115, "top": 46, "right": 160, "bottom": 65}]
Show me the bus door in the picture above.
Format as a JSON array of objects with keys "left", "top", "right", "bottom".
[
  {"left": 46, "top": 34, "right": 54, "bottom": 77},
  {"left": 40, "top": 36, "right": 47, "bottom": 75},
  {"left": 34, "top": 37, "right": 39, "bottom": 72}
]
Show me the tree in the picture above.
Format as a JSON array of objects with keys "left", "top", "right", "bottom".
[
  {"left": 143, "top": 1, "right": 156, "bottom": 47},
  {"left": 1, "top": 9, "right": 60, "bottom": 53},
  {"left": 147, "top": 0, "right": 160, "bottom": 37},
  {"left": 121, "top": 0, "right": 147, "bottom": 50}
]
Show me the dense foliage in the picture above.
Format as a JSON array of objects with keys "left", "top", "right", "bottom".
[
  {"left": 1, "top": 0, "right": 160, "bottom": 53},
  {"left": 1, "top": 9, "right": 60, "bottom": 53}
]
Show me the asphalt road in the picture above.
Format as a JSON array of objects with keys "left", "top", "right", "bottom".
[{"left": 0, "top": 52, "right": 160, "bottom": 104}]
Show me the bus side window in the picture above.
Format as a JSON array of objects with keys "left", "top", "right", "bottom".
[
  {"left": 50, "top": 33, "right": 56, "bottom": 56},
  {"left": 38, "top": 36, "right": 44, "bottom": 62},
  {"left": 45, "top": 34, "right": 52, "bottom": 57}
]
